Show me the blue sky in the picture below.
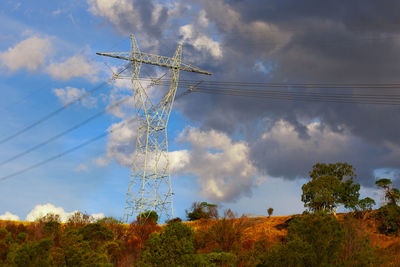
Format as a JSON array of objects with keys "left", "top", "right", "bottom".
[{"left": 1, "top": 0, "right": 398, "bottom": 222}]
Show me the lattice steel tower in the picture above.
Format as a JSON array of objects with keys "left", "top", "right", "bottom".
[{"left": 97, "top": 35, "right": 211, "bottom": 222}]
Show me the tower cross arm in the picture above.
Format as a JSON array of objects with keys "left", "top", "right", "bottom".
[{"left": 96, "top": 51, "right": 212, "bottom": 75}]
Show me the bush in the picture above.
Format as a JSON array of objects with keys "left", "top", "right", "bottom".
[
  {"left": 186, "top": 201, "right": 219, "bottom": 221},
  {"left": 260, "top": 213, "right": 378, "bottom": 267},
  {"left": 140, "top": 221, "right": 197, "bottom": 266},
  {"left": 137, "top": 210, "right": 159, "bottom": 224},
  {"left": 261, "top": 213, "right": 345, "bottom": 267},
  {"left": 377, "top": 204, "right": 400, "bottom": 235},
  {"left": 198, "top": 216, "right": 249, "bottom": 252}
]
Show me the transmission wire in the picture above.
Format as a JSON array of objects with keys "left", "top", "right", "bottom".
[
  {"left": 0, "top": 118, "right": 135, "bottom": 182},
  {"left": 0, "top": 63, "right": 130, "bottom": 146},
  {"left": 0, "top": 96, "right": 132, "bottom": 167}
]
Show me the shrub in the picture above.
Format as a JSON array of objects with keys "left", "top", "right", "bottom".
[
  {"left": 137, "top": 210, "right": 159, "bottom": 224},
  {"left": 377, "top": 204, "right": 400, "bottom": 235},
  {"left": 261, "top": 213, "right": 345, "bottom": 267},
  {"left": 140, "top": 221, "right": 196, "bottom": 266},
  {"left": 186, "top": 201, "right": 219, "bottom": 221}
]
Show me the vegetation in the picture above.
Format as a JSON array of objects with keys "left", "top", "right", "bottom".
[
  {"left": 301, "top": 163, "right": 372, "bottom": 216},
  {"left": 0, "top": 162, "right": 399, "bottom": 266},
  {"left": 137, "top": 210, "right": 159, "bottom": 224},
  {"left": 186, "top": 201, "right": 219, "bottom": 221},
  {"left": 375, "top": 178, "right": 400, "bottom": 235},
  {"left": 267, "top": 208, "right": 274, "bottom": 218}
]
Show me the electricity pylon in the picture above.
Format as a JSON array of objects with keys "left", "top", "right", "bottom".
[{"left": 97, "top": 35, "right": 211, "bottom": 222}]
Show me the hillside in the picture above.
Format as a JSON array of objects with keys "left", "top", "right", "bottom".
[{"left": 1, "top": 211, "right": 399, "bottom": 266}]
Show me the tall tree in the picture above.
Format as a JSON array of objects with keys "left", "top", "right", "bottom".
[
  {"left": 302, "top": 163, "right": 362, "bottom": 216},
  {"left": 375, "top": 178, "right": 400, "bottom": 206}
]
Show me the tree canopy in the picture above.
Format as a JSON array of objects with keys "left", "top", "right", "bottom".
[
  {"left": 302, "top": 163, "right": 364, "bottom": 216},
  {"left": 186, "top": 201, "right": 219, "bottom": 221}
]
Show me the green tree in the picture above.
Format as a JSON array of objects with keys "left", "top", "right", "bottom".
[
  {"left": 261, "top": 213, "right": 345, "bottom": 267},
  {"left": 375, "top": 178, "right": 400, "bottom": 206},
  {"left": 302, "top": 163, "right": 362, "bottom": 216},
  {"left": 137, "top": 210, "right": 159, "bottom": 224},
  {"left": 267, "top": 208, "right": 274, "bottom": 218},
  {"left": 9, "top": 239, "right": 53, "bottom": 267},
  {"left": 375, "top": 178, "right": 400, "bottom": 235},
  {"left": 260, "top": 213, "right": 377, "bottom": 267},
  {"left": 186, "top": 201, "right": 219, "bottom": 221},
  {"left": 140, "top": 221, "right": 198, "bottom": 266}
]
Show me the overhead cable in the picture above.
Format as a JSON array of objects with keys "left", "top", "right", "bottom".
[
  {"left": 0, "top": 118, "right": 135, "bottom": 182},
  {"left": 0, "top": 63, "right": 130, "bottom": 146},
  {"left": 0, "top": 96, "right": 132, "bottom": 167}
]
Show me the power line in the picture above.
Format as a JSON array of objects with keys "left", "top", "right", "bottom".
[
  {"left": 0, "top": 63, "right": 130, "bottom": 146},
  {"left": 0, "top": 118, "right": 135, "bottom": 182},
  {"left": 0, "top": 96, "right": 132, "bottom": 167},
  {"left": 120, "top": 77, "right": 400, "bottom": 89},
  {"left": 191, "top": 87, "right": 400, "bottom": 106}
]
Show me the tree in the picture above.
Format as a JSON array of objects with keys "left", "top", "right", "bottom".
[
  {"left": 260, "top": 213, "right": 378, "bottom": 267},
  {"left": 355, "top": 197, "right": 376, "bottom": 218},
  {"left": 186, "top": 201, "right": 219, "bottom": 221},
  {"left": 261, "top": 213, "right": 345, "bottom": 267},
  {"left": 140, "top": 220, "right": 198, "bottom": 266},
  {"left": 375, "top": 179, "right": 400, "bottom": 235},
  {"left": 309, "top": 162, "right": 356, "bottom": 181},
  {"left": 67, "top": 211, "right": 93, "bottom": 227},
  {"left": 375, "top": 178, "right": 400, "bottom": 206},
  {"left": 137, "top": 210, "right": 159, "bottom": 224},
  {"left": 302, "top": 163, "right": 362, "bottom": 216},
  {"left": 267, "top": 208, "right": 274, "bottom": 218}
]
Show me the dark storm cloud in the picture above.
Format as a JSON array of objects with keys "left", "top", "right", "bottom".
[
  {"left": 174, "top": 0, "right": 400, "bottom": 185},
  {"left": 91, "top": 0, "right": 400, "bottom": 187}
]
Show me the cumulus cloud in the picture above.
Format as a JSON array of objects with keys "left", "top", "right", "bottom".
[
  {"left": 96, "top": 118, "right": 137, "bottom": 166},
  {"left": 87, "top": 0, "right": 400, "bottom": 189},
  {"left": 47, "top": 55, "right": 99, "bottom": 81},
  {"left": 180, "top": 24, "right": 223, "bottom": 60},
  {"left": 25, "top": 203, "right": 104, "bottom": 222},
  {"left": 249, "top": 119, "right": 400, "bottom": 188},
  {"left": 0, "top": 36, "right": 52, "bottom": 72},
  {"left": 173, "top": 0, "right": 400, "bottom": 188},
  {"left": 0, "top": 211, "right": 20, "bottom": 221},
  {"left": 53, "top": 86, "right": 97, "bottom": 107},
  {"left": 87, "top": 0, "right": 168, "bottom": 46},
  {"left": 173, "top": 127, "right": 261, "bottom": 202}
]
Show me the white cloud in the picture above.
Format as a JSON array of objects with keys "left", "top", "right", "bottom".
[
  {"left": 97, "top": 122, "right": 261, "bottom": 202},
  {"left": 47, "top": 55, "right": 99, "bottom": 81},
  {"left": 180, "top": 24, "right": 223, "bottom": 59},
  {"left": 0, "top": 36, "right": 52, "bottom": 72},
  {"left": 96, "top": 118, "right": 137, "bottom": 166},
  {"left": 88, "top": 0, "right": 142, "bottom": 34},
  {"left": 261, "top": 120, "right": 349, "bottom": 157},
  {"left": 0, "top": 211, "right": 20, "bottom": 221},
  {"left": 172, "top": 127, "right": 260, "bottom": 202},
  {"left": 25, "top": 203, "right": 104, "bottom": 222},
  {"left": 198, "top": 10, "right": 209, "bottom": 28},
  {"left": 53, "top": 86, "right": 97, "bottom": 107},
  {"left": 91, "top": 213, "right": 106, "bottom": 220}
]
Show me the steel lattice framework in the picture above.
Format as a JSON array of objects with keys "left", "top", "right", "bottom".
[{"left": 97, "top": 35, "right": 211, "bottom": 222}]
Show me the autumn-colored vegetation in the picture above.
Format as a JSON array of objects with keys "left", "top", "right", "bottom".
[
  {"left": 0, "top": 162, "right": 399, "bottom": 266},
  {"left": 0, "top": 211, "right": 399, "bottom": 266}
]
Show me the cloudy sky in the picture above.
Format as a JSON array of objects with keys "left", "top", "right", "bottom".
[{"left": 1, "top": 0, "right": 399, "bottom": 222}]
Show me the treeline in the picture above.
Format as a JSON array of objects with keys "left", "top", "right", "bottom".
[{"left": 0, "top": 162, "right": 399, "bottom": 266}]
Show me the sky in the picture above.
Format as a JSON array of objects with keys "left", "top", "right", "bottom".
[{"left": 1, "top": 0, "right": 400, "bottom": 222}]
